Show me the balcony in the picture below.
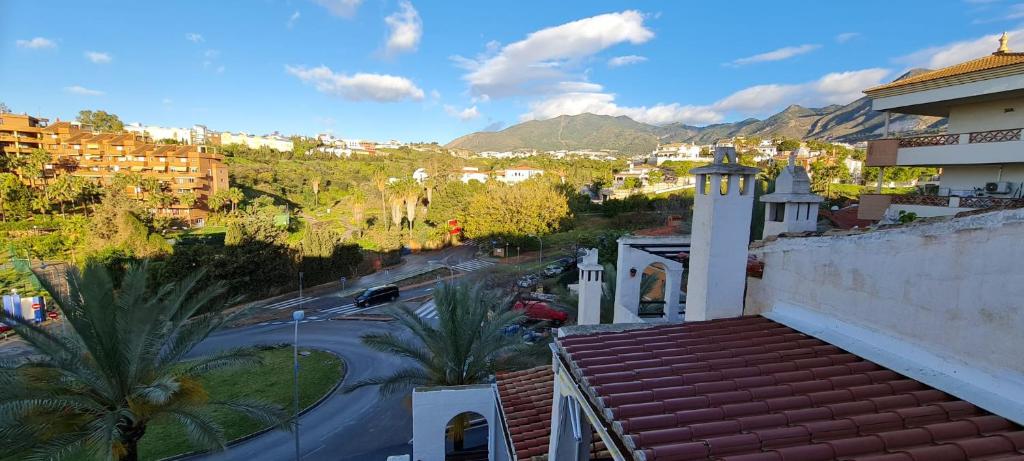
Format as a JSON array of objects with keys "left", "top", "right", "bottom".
[
  {"left": 866, "top": 128, "right": 1024, "bottom": 167},
  {"left": 858, "top": 193, "right": 1024, "bottom": 220}
]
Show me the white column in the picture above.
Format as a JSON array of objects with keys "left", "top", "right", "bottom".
[
  {"left": 612, "top": 242, "right": 640, "bottom": 323},
  {"left": 547, "top": 367, "right": 592, "bottom": 460},
  {"left": 577, "top": 266, "right": 603, "bottom": 325},
  {"left": 663, "top": 268, "right": 684, "bottom": 322}
]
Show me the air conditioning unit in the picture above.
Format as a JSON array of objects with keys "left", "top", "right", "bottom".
[{"left": 985, "top": 181, "right": 1014, "bottom": 194}]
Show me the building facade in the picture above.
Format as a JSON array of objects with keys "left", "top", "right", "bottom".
[
  {"left": 0, "top": 114, "right": 228, "bottom": 226},
  {"left": 860, "top": 32, "right": 1024, "bottom": 220},
  {"left": 217, "top": 131, "right": 294, "bottom": 152}
]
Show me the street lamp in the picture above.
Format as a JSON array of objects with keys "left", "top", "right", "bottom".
[
  {"left": 528, "top": 234, "right": 543, "bottom": 265},
  {"left": 292, "top": 309, "right": 305, "bottom": 461},
  {"left": 428, "top": 260, "right": 455, "bottom": 278}
]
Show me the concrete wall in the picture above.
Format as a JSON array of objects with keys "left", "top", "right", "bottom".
[
  {"left": 746, "top": 209, "right": 1024, "bottom": 422},
  {"left": 412, "top": 385, "right": 507, "bottom": 461},
  {"left": 948, "top": 97, "right": 1024, "bottom": 133}
]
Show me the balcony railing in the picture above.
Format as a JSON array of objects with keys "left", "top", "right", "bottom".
[
  {"left": 898, "top": 134, "right": 960, "bottom": 148},
  {"left": 868, "top": 128, "right": 1024, "bottom": 167},
  {"left": 891, "top": 195, "right": 950, "bottom": 207}
]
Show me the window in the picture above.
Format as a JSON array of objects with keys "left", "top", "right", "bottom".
[{"left": 770, "top": 203, "right": 785, "bottom": 222}]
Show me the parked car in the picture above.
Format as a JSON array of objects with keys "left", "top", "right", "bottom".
[
  {"left": 513, "top": 300, "right": 568, "bottom": 325},
  {"left": 354, "top": 285, "right": 400, "bottom": 307},
  {"left": 516, "top": 274, "right": 540, "bottom": 288},
  {"left": 542, "top": 264, "right": 564, "bottom": 277}
]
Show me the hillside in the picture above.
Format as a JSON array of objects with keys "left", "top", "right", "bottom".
[
  {"left": 445, "top": 113, "right": 661, "bottom": 154},
  {"left": 446, "top": 71, "right": 946, "bottom": 154}
]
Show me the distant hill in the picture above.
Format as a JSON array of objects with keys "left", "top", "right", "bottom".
[{"left": 446, "top": 71, "right": 946, "bottom": 155}]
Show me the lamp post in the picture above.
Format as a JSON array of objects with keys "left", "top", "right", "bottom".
[
  {"left": 298, "top": 272, "right": 304, "bottom": 308},
  {"left": 528, "top": 234, "right": 543, "bottom": 265},
  {"left": 516, "top": 246, "right": 521, "bottom": 270},
  {"left": 292, "top": 309, "right": 305, "bottom": 461},
  {"left": 428, "top": 260, "right": 455, "bottom": 278}
]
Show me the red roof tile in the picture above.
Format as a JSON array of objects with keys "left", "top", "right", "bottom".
[{"left": 556, "top": 316, "right": 1024, "bottom": 461}]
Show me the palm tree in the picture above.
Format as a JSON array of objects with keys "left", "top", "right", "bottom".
[
  {"left": 343, "top": 282, "right": 534, "bottom": 448},
  {"left": 400, "top": 179, "right": 420, "bottom": 230},
  {"left": 0, "top": 264, "right": 287, "bottom": 461},
  {"left": 179, "top": 191, "right": 198, "bottom": 224},
  {"left": 371, "top": 169, "right": 389, "bottom": 230},
  {"left": 226, "top": 187, "right": 244, "bottom": 213}
]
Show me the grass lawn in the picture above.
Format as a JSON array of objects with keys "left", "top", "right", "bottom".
[{"left": 137, "top": 346, "right": 343, "bottom": 460}]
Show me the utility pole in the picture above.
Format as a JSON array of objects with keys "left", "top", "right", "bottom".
[{"left": 292, "top": 309, "right": 305, "bottom": 461}]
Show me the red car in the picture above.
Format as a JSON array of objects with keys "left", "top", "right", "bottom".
[{"left": 513, "top": 300, "right": 568, "bottom": 324}]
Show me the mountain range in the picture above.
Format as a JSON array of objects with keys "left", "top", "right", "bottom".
[{"left": 446, "top": 71, "right": 946, "bottom": 155}]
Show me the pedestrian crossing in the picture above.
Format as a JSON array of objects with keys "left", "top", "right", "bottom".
[
  {"left": 319, "top": 303, "right": 364, "bottom": 316},
  {"left": 452, "top": 259, "right": 496, "bottom": 272},
  {"left": 261, "top": 296, "right": 315, "bottom": 310},
  {"left": 414, "top": 302, "right": 438, "bottom": 319}
]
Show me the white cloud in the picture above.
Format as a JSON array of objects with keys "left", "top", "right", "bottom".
[
  {"left": 835, "top": 32, "right": 860, "bottom": 44},
  {"left": 713, "top": 68, "right": 890, "bottom": 112},
  {"left": 185, "top": 33, "right": 204, "bottom": 43},
  {"left": 16, "top": 37, "right": 56, "bottom": 49},
  {"left": 286, "top": 65, "right": 425, "bottom": 102},
  {"left": 729, "top": 44, "right": 820, "bottom": 66},
  {"left": 896, "top": 29, "right": 1021, "bottom": 69},
  {"left": 458, "top": 10, "right": 654, "bottom": 99},
  {"left": 287, "top": 11, "right": 301, "bottom": 29},
  {"left": 607, "top": 55, "right": 648, "bottom": 67},
  {"left": 384, "top": 1, "right": 421, "bottom": 55},
  {"left": 523, "top": 92, "right": 723, "bottom": 125},
  {"left": 444, "top": 105, "right": 481, "bottom": 121},
  {"left": 313, "top": 0, "right": 362, "bottom": 18},
  {"left": 522, "top": 68, "right": 891, "bottom": 126},
  {"left": 84, "top": 51, "right": 112, "bottom": 64},
  {"left": 429, "top": 89, "right": 441, "bottom": 101},
  {"left": 64, "top": 85, "right": 104, "bottom": 96}
]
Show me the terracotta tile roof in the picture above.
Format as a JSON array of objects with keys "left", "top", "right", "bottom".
[
  {"left": 865, "top": 52, "right": 1024, "bottom": 95},
  {"left": 556, "top": 316, "right": 1024, "bottom": 461},
  {"left": 497, "top": 367, "right": 555, "bottom": 460},
  {"left": 496, "top": 367, "right": 611, "bottom": 460},
  {"left": 821, "top": 205, "right": 875, "bottom": 229}
]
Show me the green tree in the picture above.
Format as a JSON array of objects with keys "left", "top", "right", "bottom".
[
  {"left": 226, "top": 187, "right": 244, "bottom": 213},
  {"left": 463, "top": 180, "right": 571, "bottom": 238},
  {"left": 343, "top": 282, "right": 533, "bottom": 448},
  {"left": 208, "top": 190, "right": 230, "bottom": 213},
  {"left": 0, "top": 263, "right": 286, "bottom": 461},
  {"left": 0, "top": 101, "right": 10, "bottom": 114},
  {"left": 0, "top": 172, "right": 23, "bottom": 221},
  {"left": 18, "top": 148, "right": 51, "bottom": 187},
  {"left": 647, "top": 169, "right": 664, "bottom": 185},
  {"left": 622, "top": 177, "right": 642, "bottom": 190},
  {"left": 372, "top": 169, "right": 390, "bottom": 230},
  {"left": 76, "top": 109, "right": 125, "bottom": 132},
  {"left": 776, "top": 138, "right": 802, "bottom": 152},
  {"left": 179, "top": 191, "right": 198, "bottom": 222}
]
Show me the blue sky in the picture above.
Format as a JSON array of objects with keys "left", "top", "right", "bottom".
[{"left": 1, "top": 0, "right": 1020, "bottom": 142}]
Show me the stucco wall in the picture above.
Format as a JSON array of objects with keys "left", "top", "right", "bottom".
[
  {"left": 746, "top": 208, "right": 1024, "bottom": 379},
  {"left": 941, "top": 164, "right": 1024, "bottom": 193},
  {"left": 949, "top": 97, "right": 1024, "bottom": 133}
]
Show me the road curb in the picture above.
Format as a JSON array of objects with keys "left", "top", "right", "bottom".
[{"left": 160, "top": 349, "right": 348, "bottom": 461}]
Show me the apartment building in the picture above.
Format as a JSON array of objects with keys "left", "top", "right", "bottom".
[
  {"left": 859, "top": 32, "right": 1024, "bottom": 219},
  {"left": 0, "top": 113, "right": 228, "bottom": 226},
  {"left": 0, "top": 113, "right": 47, "bottom": 157}
]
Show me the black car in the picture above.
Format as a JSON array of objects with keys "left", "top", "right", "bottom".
[{"left": 354, "top": 285, "right": 400, "bottom": 307}]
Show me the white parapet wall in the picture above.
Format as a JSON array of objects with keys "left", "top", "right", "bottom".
[{"left": 746, "top": 209, "right": 1024, "bottom": 423}]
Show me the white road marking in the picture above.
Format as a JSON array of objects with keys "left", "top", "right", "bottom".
[
  {"left": 261, "top": 296, "right": 315, "bottom": 310},
  {"left": 452, "top": 259, "right": 496, "bottom": 272}
]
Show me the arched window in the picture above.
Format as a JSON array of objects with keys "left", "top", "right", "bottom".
[{"left": 445, "top": 411, "right": 488, "bottom": 460}]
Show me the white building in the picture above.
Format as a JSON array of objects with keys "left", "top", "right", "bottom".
[
  {"left": 649, "top": 143, "right": 702, "bottom": 165},
  {"left": 124, "top": 123, "right": 192, "bottom": 144},
  {"left": 754, "top": 139, "right": 778, "bottom": 161},
  {"left": 496, "top": 165, "right": 543, "bottom": 184},
  {"left": 412, "top": 168, "right": 428, "bottom": 183},
  {"left": 459, "top": 167, "right": 489, "bottom": 184},
  {"left": 860, "top": 32, "right": 1024, "bottom": 220},
  {"left": 219, "top": 132, "right": 294, "bottom": 152}
]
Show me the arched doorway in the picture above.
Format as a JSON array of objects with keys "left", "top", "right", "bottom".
[
  {"left": 638, "top": 262, "right": 667, "bottom": 318},
  {"left": 445, "top": 411, "right": 489, "bottom": 460}
]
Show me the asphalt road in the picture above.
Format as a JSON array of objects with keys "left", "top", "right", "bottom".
[{"left": 190, "top": 310, "right": 419, "bottom": 461}]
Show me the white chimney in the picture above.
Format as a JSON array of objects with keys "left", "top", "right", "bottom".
[
  {"left": 685, "top": 147, "right": 759, "bottom": 321},
  {"left": 576, "top": 248, "right": 603, "bottom": 325}
]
